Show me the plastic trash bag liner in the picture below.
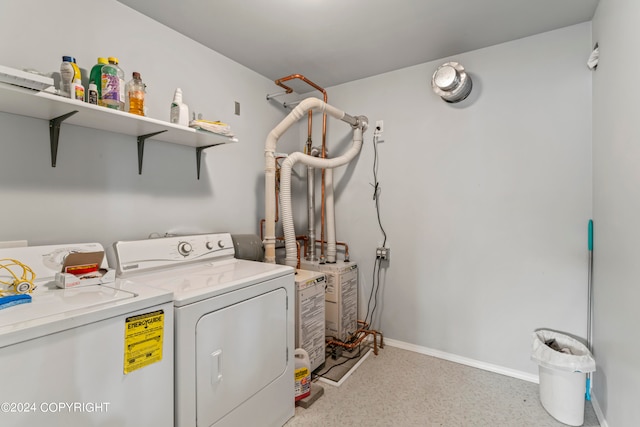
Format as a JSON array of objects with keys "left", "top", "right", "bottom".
[{"left": 531, "top": 329, "right": 596, "bottom": 373}]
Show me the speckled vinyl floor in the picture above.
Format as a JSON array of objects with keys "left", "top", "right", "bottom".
[{"left": 285, "top": 345, "right": 600, "bottom": 427}]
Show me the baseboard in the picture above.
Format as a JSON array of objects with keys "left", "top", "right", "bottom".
[
  {"left": 384, "top": 337, "right": 539, "bottom": 384},
  {"left": 590, "top": 395, "right": 608, "bottom": 427}
]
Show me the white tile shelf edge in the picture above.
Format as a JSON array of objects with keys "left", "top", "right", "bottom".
[{"left": 0, "top": 82, "right": 237, "bottom": 179}]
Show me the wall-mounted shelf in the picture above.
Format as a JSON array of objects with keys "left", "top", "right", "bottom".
[{"left": 0, "top": 82, "right": 237, "bottom": 179}]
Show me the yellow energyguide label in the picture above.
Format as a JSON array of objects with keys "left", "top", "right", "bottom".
[{"left": 123, "top": 310, "right": 164, "bottom": 374}]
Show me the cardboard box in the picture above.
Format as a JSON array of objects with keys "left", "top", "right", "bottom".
[{"left": 54, "top": 251, "right": 115, "bottom": 288}]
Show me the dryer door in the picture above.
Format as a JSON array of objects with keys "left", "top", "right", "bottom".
[{"left": 196, "top": 287, "right": 288, "bottom": 426}]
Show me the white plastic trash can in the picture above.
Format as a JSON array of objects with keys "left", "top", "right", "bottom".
[{"left": 531, "top": 330, "right": 596, "bottom": 426}]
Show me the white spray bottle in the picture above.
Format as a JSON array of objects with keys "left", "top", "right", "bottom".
[{"left": 170, "top": 88, "right": 189, "bottom": 126}]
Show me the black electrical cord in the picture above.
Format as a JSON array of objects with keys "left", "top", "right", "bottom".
[
  {"left": 364, "top": 130, "right": 387, "bottom": 329},
  {"left": 314, "top": 343, "right": 364, "bottom": 379},
  {"left": 370, "top": 257, "right": 384, "bottom": 326},
  {"left": 372, "top": 131, "right": 387, "bottom": 246}
]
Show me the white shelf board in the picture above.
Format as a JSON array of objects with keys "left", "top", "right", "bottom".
[{"left": 0, "top": 82, "right": 236, "bottom": 148}]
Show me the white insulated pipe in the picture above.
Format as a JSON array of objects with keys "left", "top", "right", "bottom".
[
  {"left": 264, "top": 97, "right": 366, "bottom": 264},
  {"left": 279, "top": 126, "right": 364, "bottom": 266}
]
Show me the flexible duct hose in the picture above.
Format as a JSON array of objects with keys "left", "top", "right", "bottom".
[
  {"left": 264, "top": 97, "right": 365, "bottom": 263},
  {"left": 279, "top": 127, "right": 364, "bottom": 266}
]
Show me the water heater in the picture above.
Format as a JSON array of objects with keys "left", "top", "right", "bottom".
[
  {"left": 294, "top": 269, "right": 326, "bottom": 372},
  {"left": 300, "top": 260, "right": 358, "bottom": 343}
]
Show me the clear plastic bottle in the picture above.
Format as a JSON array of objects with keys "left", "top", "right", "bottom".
[
  {"left": 102, "top": 57, "right": 125, "bottom": 110},
  {"left": 126, "top": 72, "right": 145, "bottom": 116},
  {"left": 112, "top": 58, "right": 125, "bottom": 111},
  {"left": 101, "top": 59, "right": 119, "bottom": 110},
  {"left": 59, "top": 56, "right": 75, "bottom": 98}
]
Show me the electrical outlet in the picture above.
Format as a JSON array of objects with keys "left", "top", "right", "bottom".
[
  {"left": 376, "top": 247, "right": 390, "bottom": 261},
  {"left": 375, "top": 120, "right": 385, "bottom": 142}
]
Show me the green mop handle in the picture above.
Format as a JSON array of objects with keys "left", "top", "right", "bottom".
[
  {"left": 586, "top": 219, "right": 594, "bottom": 401},
  {"left": 587, "top": 219, "right": 593, "bottom": 349}
]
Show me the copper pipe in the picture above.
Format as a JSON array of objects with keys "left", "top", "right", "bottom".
[
  {"left": 314, "top": 239, "right": 350, "bottom": 261},
  {"left": 307, "top": 112, "right": 313, "bottom": 153},
  {"left": 259, "top": 219, "right": 265, "bottom": 241},
  {"left": 274, "top": 235, "right": 309, "bottom": 268},
  {"left": 297, "top": 235, "right": 309, "bottom": 259},
  {"left": 295, "top": 235, "right": 309, "bottom": 261},
  {"left": 274, "top": 74, "right": 328, "bottom": 259},
  {"left": 275, "top": 156, "right": 288, "bottom": 223},
  {"left": 357, "top": 320, "right": 369, "bottom": 329},
  {"left": 326, "top": 329, "right": 384, "bottom": 356},
  {"left": 274, "top": 74, "right": 326, "bottom": 95}
]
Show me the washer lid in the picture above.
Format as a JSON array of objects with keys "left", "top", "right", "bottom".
[
  {"left": 126, "top": 259, "right": 294, "bottom": 307},
  {"left": 0, "top": 243, "right": 173, "bottom": 348}
]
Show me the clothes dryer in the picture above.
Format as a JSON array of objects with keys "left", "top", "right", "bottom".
[{"left": 112, "top": 233, "right": 295, "bottom": 427}]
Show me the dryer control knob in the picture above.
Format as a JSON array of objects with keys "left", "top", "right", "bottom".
[
  {"left": 177, "top": 241, "right": 193, "bottom": 256},
  {"left": 205, "top": 241, "right": 214, "bottom": 250},
  {"left": 217, "top": 240, "right": 225, "bottom": 249}
]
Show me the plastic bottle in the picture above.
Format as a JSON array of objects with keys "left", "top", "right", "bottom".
[
  {"left": 88, "top": 82, "right": 98, "bottom": 105},
  {"left": 126, "top": 72, "right": 145, "bottom": 116},
  {"left": 71, "top": 79, "right": 85, "bottom": 101},
  {"left": 170, "top": 88, "right": 189, "bottom": 126},
  {"left": 111, "top": 58, "right": 125, "bottom": 111},
  {"left": 294, "top": 348, "right": 311, "bottom": 401},
  {"left": 70, "top": 57, "right": 81, "bottom": 85},
  {"left": 59, "top": 56, "right": 75, "bottom": 98},
  {"left": 89, "top": 57, "right": 108, "bottom": 106},
  {"left": 101, "top": 58, "right": 122, "bottom": 110}
]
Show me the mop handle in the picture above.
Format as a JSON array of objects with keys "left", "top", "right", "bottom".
[
  {"left": 587, "top": 219, "right": 593, "bottom": 347},
  {"left": 587, "top": 218, "right": 593, "bottom": 346}
]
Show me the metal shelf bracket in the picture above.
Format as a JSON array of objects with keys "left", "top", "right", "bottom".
[
  {"left": 136, "top": 130, "right": 167, "bottom": 174},
  {"left": 196, "top": 144, "right": 223, "bottom": 180},
  {"left": 49, "top": 110, "right": 78, "bottom": 167}
]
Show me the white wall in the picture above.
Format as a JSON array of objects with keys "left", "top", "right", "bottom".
[
  {"left": 0, "top": 0, "right": 296, "bottom": 248},
  {"left": 296, "top": 23, "right": 593, "bottom": 376},
  {"left": 592, "top": 0, "right": 640, "bottom": 425}
]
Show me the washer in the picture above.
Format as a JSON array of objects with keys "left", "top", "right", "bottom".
[
  {"left": 112, "top": 233, "right": 295, "bottom": 427},
  {"left": 0, "top": 242, "right": 174, "bottom": 427}
]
